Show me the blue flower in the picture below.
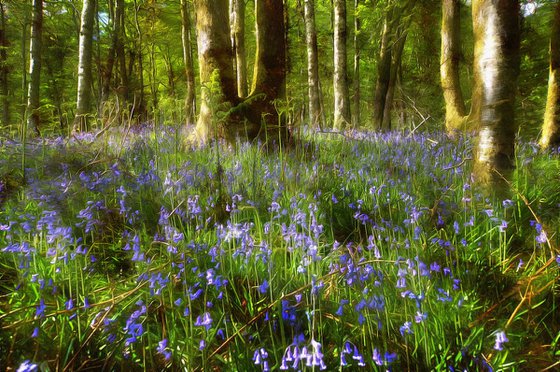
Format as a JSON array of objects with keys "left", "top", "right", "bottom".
[
  {"left": 493, "top": 330, "right": 508, "bottom": 351},
  {"left": 157, "top": 338, "right": 172, "bottom": 361},
  {"left": 16, "top": 360, "right": 38, "bottom": 372}
]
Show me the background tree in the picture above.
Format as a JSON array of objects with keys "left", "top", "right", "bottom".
[
  {"left": 540, "top": 0, "right": 560, "bottom": 149},
  {"left": 333, "top": 0, "right": 350, "bottom": 131},
  {"left": 304, "top": 0, "right": 323, "bottom": 128},
  {"left": 0, "top": 1, "right": 8, "bottom": 127},
  {"left": 26, "top": 0, "right": 42, "bottom": 136},
  {"left": 73, "top": 0, "right": 96, "bottom": 133},
  {"left": 472, "top": 0, "right": 521, "bottom": 188},
  {"left": 440, "top": 0, "right": 467, "bottom": 134},
  {"left": 180, "top": 0, "right": 196, "bottom": 126},
  {"left": 231, "top": 0, "right": 248, "bottom": 98}
]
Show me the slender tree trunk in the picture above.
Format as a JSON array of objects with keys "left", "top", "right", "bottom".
[
  {"left": 132, "top": 0, "right": 145, "bottom": 119},
  {"left": 193, "top": 0, "right": 237, "bottom": 141},
  {"left": 0, "top": 1, "right": 9, "bottom": 127},
  {"left": 101, "top": 0, "right": 115, "bottom": 108},
  {"left": 304, "top": 0, "right": 323, "bottom": 128},
  {"left": 116, "top": 0, "right": 128, "bottom": 106},
  {"left": 352, "top": 0, "right": 360, "bottom": 128},
  {"left": 333, "top": 0, "right": 350, "bottom": 131},
  {"left": 231, "top": 0, "right": 247, "bottom": 98},
  {"left": 540, "top": 1, "right": 560, "bottom": 150},
  {"left": 373, "top": 10, "right": 393, "bottom": 131},
  {"left": 180, "top": 0, "right": 196, "bottom": 126},
  {"left": 27, "top": 0, "right": 43, "bottom": 136},
  {"left": 441, "top": 0, "right": 467, "bottom": 134},
  {"left": 21, "top": 9, "right": 29, "bottom": 126},
  {"left": 472, "top": 0, "right": 520, "bottom": 189},
  {"left": 74, "top": 0, "right": 97, "bottom": 132},
  {"left": 381, "top": 26, "right": 407, "bottom": 131}
]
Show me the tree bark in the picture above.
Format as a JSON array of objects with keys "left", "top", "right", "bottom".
[
  {"left": 441, "top": 0, "right": 467, "bottom": 134},
  {"left": 231, "top": 0, "right": 247, "bottom": 98},
  {"left": 373, "top": 9, "right": 394, "bottom": 131},
  {"left": 247, "top": 0, "right": 287, "bottom": 141},
  {"left": 26, "top": 0, "right": 43, "bottom": 136},
  {"left": 193, "top": 0, "right": 237, "bottom": 141},
  {"left": 472, "top": 0, "right": 521, "bottom": 189},
  {"left": 333, "top": 0, "right": 350, "bottom": 131},
  {"left": 304, "top": 0, "right": 323, "bottom": 128},
  {"left": 0, "top": 1, "right": 9, "bottom": 127},
  {"left": 180, "top": 0, "right": 196, "bottom": 126},
  {"left": 540, "top": 1, "right": 560, "bottom": 150},
  {"left": 352, "top": 0, "right": 360, "bottom": 128},
  {"left": 74, "top": 0, "right": 97, "bottom": 133},
  {"left": 381, "top": 25, "right": 407, "bottom": 131}
]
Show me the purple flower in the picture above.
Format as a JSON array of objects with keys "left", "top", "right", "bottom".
[
  {"left": 494, "top": 330, "right": 509, "bottom": 351},
  {"left": 195, "top": 312, "right": 213, "bottom": 330},
  {"left": 399, "top": 321, "right": 413, "bottom": 336},
  {"left": 16, "top": 360, "right": 38, "bottom": 372},
  {"left": 157, "top": 338, "right": 172, "bottom": 361}
]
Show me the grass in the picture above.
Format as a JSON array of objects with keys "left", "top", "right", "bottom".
[{"left": 0, "top": 125, "right": 559, "bottom": 371}]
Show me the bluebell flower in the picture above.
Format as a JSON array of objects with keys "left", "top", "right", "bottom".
[
  {"left": 157, "top": 338, "right": 172, "bottom": 361},
  {"left": 31, "top": 327, "right": 39, "bottom": 338},
  {"left": 400, "top": 321, "right": 413, "bottom": 336},
  {"left": 493, "top": 330, "right": 508, "bottom": 351},
  {"left": 194, "top": 312, "right": 213, "bottom": 330},
  {"left": 16, "top": 360, "right": 38, "bottom": 372}
]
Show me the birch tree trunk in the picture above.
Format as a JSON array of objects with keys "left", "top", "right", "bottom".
[
  {"left": 441, "top": 0, "right": 467, "bottom": 134},
  {"left": 304, "top": 0, "right": 323, "bottom": 128},
  {"left": 539, "top": 1, "right": 560, "bottom": 150},
  {"left": 472, "top": 0, "right": 520, "bottom": 188},
  {"left": 26, "top": 0, "right": 43, "bottom": 136},
  {"left": 180, "top": 0, "right": 196, "bottom": 126},
  {"left": 333, "top": 0, "right": 350, "bottom": 131},
  {"left": 231, "top": 0, "right": 247, "bottom": 98},
  {"left": 73, "top": 0, "right": 96, "bottom": 133}
]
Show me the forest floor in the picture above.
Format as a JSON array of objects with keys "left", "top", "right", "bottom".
[{"left": 0, "top": 125, "right": 559, "bottom": 371}]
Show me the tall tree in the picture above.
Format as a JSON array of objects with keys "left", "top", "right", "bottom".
[
  {"left": 440, "top": 0, "right": 467, "bottom": 134},
  {"left": 180, "top": 0, "right": 196, "bottom": 126},
  {"left": 26, "top": 0, "right": 43, "bottom": 136},
  {"left": 193, "top": 0, "right": 237, "bottom": 141},
  {"left": 231, "top": 0, "right": 248, "bottom": 98},
  {"left": 333, "top": 0, "right": 350, "bottom": 131},
  {"left": 0, "top": 0, "right": 9, "bottom": 127},
  {"left": 540, "top": 1, "right": 560, "bottom": 150},
  {"left": 472, "top": 0, "right": 521, "bottom": 188},
  {"left": 352, "top": 0, "right": 360, "bottom": 128},
  {"left": 73, "top": 0, "right": 97, "bottom": 132},
  {"left": 304, "top": 0, "right": 323, "bottom": 128}
]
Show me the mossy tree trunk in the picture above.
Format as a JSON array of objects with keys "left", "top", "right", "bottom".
[
  {"left": 73, "top": 0, "right": 96, "bottom": 133},
  {"left": 0, "top": 1, "right": 9, "bottom": 128},
  {"left": 540, "top": 1, "right": 560, "bottom": 150},
  {"left": 193, "top": 0, "right": 237, "bottom": 142},
  {"left": 333, "top": 0, "right": 350, "bottom": 131},
  {"left": 472, "top": 0, "right": 520, "bottom": 189},
  {"left": 231, "top": 0, "right": 248, "bottom": 98},
  {"left": 26, "top": 0, "right": 43, "bottom": 136},
  {"left": 441, "top": 0, "right": 467, "bottom": 134},
  {"left": 304, "top": 0, "right": 323, "bottom": 129},
  {"left": 180, "top": 0, "right": 196, "bottom": 126}
]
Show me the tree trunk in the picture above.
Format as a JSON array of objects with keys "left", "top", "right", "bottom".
[
  {"left": 540, "top": 1, "right": 560, "bottom": 150},
  {"left": 247, "top": 0, "right": 287, "bottom": 141},
  {"left": 116, "top": 0, "right": 128, "bottom": 106},
  {"left": 180, "top": 0, "right": 196, "bottom": 126},
  {"left": 352, "top": 0, "right": 360, "bottom": 128},
  {"left": 0, "top": 1, "right": 9, "bottom": 127},
  {"left": 26, "top": 0, "right": 43, "bottom": 136},
  {"left": 231, "top": 0, "right": 247, "bottom": 98},
  {"left": 381, "top": 26, "right": 407, "bottom": 131},
  {"left": 74, "top": 0, "right": 97, "bottom": 133},
  {"left": 373, "top": 10, "right": 393, "bottom": 131},
  {"left": 441, "top": 0, "right": 467, "bottom": 134},
  {"left": 472, "top": 0, "right": 521, "bottom": 189},
  {"left": 333, "top": 0, "right": 350, "bottom": 131},
  {"left": 132, "top": 0, "right": 145, "bottom": 119},
  {"left": 304, "top": 0, "right": 323, "bottom": 128},
  {"left": 100, "top": 0, "right": 115, "bottom": 109},
  {"left": 193, "top": 0, "right": 237, "bottom": 141}
]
